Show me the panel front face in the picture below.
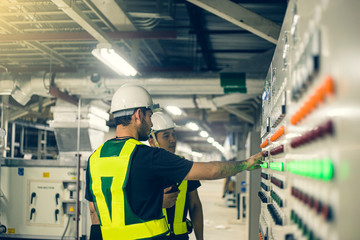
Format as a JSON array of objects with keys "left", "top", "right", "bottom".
[
  {"left": 259, "top": 1, "right": 360, "bottom": 240},
  {"left": 0, "top": 166, "right": 89, "bottom": 238}
]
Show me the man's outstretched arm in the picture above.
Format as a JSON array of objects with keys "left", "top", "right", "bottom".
[{"left": 185, "top": 152, "right": 263, "bottom": 180}]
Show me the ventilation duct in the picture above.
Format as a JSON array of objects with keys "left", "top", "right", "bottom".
[
  {"left": 10, "top": 72, "right": 52, "bottom": 105},
  {"left": 48, "top": 99, "right": 109, "bottom": 162}
]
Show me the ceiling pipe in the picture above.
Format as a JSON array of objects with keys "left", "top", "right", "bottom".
[
  {"left": 10, "top": 72, "right": 53, "bottom": 105},
  {"left": 0, "top": 72, "right": 263, "bottom": 108}
]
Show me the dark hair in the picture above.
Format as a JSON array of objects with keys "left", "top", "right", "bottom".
[{"left": 114, "top": 107, "right": 148, "bottom": 127}]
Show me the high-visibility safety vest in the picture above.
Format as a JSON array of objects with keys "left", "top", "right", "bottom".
[
  {"left": 162, "top": 180, "right": 188, "bottom": 235},
  {"left": 89, "top": 138, "right": 169, "bottom": 240}
]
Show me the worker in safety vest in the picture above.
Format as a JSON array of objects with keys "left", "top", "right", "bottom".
[
  {"left": 148, "top": 112, "right": 203, "bottom": 240},
  {"left": 85, "top": 84, "right": 264, "bottom": 240}
]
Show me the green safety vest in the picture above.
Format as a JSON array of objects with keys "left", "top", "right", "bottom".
[
  {"left": 89, "top": 138, "right": 169, "bottom": 240},
  {"left": 162, "top": 180, "right": 188, "bottom": 235}
]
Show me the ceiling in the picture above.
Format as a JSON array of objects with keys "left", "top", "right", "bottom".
[{"left": 0, "top": 0, "right": 287, "bottom": 154}]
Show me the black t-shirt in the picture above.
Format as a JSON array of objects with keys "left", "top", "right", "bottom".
[{"left": 85, "top": 138, "right": 194, "bottom": 222}]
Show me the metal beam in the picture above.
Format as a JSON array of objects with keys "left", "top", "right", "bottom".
[
  {"left": 26, "top": 42, "right": 74, "bottom": 66},
  {"left": 186, "top": 0, "right": 281, "bottom": 44},
  {"left": 0, "top": 18, "right": 74, "bottom": 66},
  {"left": 222, "top": 106, "right": 254, "bottom": 124},
  {"left": 51, "top": 0, "right": 112, "bottom": 44},
  {"left": 0, "top": 32, "right": 177, "bottom": 42},
  {"left": 9, "top": 99, "right": 56, "bottom": 121},
  {"left": 186, "top": 3, "right": 217, "bottom": 71}
]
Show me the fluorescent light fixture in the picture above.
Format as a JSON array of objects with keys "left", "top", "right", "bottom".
[
  {"left": 92, "top": 43, "right": 137, "bottom": 76},
  {"left": 192, "top": 151, "right": 203, "bottom": 158},
  {"left": 207, "top": 137, "right": 214, "bottom": 143},
  {"left": 165, "top": 106, "right": 182, "bottom": 116},
  {"left": 199, "top": 131, "right": 209, "bottom": 138},
  {"left": 186, "top": 122, "right": 199, "bottom": 131}
]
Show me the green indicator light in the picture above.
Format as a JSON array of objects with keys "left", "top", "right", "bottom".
[
  {"left": 270, "top": 162, "right": 284, "bottom": 171},
  {"left": 260, "top": 162, "right": 269, "bottom": 168},
  {"left": 287, "top": 158, "right": 334, "bottom": 182},
  {"left": 311, "top": 160, "right": 322, "bottom": 179},
  {"left": 322, "top": 159, "right": 334, "bottom": 181}
]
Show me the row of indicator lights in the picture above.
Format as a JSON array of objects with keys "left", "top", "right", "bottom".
[
  {"left": 270, "top": 126, "right": 285, "bottom": 142},
  {"left": 286, "top": 158, "right": 333, "bottom": 181},
  {"left": 290, "top": 76, "right": 335, "bottom": 125},
  {"left": 291, "top": 210, "right": 321, "bottom": 240},
  {"left": 270, "top": 145, "right": 284, "bottom": 155},
  {"left": 291, "top": 120, "right": 334, "bottom": 148},
  {"left": 270, "top": 190, "right": 284, "bottom": 207},
  {"left": 270, "top": 176, "right": 284, "bottom": 189},
  {"left": 261, "top": 182, "right": 270, "bottom": 192},
  {"left": 267, "top": 204, "right": 283, "bottom": 226},
  {"left": 261, "top": 173, "right": 269, "bottom": 180},
  {"left": 291, "top": 187, "right": 332, "bottom": 221},
  {"left": 258, "top": 191, "right": 268, "bottom": 203}
]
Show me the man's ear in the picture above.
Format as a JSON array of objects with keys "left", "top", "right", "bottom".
[
  {"left": 148, "top": 137, "right": 155, "bottom": 147},
  {"left": 133, "top": 109, "right": 142, "bottom": 123}
]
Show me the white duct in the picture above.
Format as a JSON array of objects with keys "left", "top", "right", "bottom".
[
  {"left": 0, "top": 72, "right": 263, "bottom": 108},
  {"left": 10, "top": 72, "right": 52, "bottom": 105}
]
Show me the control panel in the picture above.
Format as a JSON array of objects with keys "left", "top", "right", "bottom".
[{"left": 259, "top": 1, "right": 360, "bottom": 240}]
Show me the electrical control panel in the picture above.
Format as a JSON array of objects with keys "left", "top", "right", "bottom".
[
  {"left": 0, "top": 163, "right": 91, "bottom": 238},
  {"left": 259, "top": 1, "right": 360, "bottom": 240}
]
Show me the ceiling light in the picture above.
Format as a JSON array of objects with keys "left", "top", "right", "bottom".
[
  {"left": 92, "top": 43, "right": 137, "bottom": 76},
  {"left": 186, "top": 122, "right": 199, "bottom": 131},
  {"left": 207, "top": 137, "right": 214, "bottom": 143},
  {"left": 165, "top": 106, "right": 182, "bottom": 116},
  {"left": 199, "top": 131, "right": 209, "bottom": 138}
]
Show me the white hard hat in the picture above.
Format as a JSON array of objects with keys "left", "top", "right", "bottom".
[
  {"left": 151, "top": 112, "right": 176, "bottom": 132},
  {"left": 110, "top": 84, "right": 159, "bottom": 117}
]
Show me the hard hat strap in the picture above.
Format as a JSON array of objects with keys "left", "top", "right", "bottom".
[{"left": 150, "top": 130, "right": 160, "bottom": 147}]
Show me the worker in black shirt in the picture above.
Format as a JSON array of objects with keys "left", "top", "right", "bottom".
[
  {"left": 85, "top": 84, "right": 264, "bottom": 240},
  {"left": 148, "top": 111, "right": 203, "bottom": 240}
]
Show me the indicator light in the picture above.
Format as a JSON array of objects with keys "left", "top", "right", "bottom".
[
  {"left": 269, "top": 162, "right": 284, "bottom": 171},
  {"left": 270, "top": 126, "right": 285, "bottom": 142},
  {"left": 270, "top": 145, "right": 284, "bottom": 155},
  {"left": 261, "top": 139, "right": 269, "bottom": 148},
  {"left": 260, "top": 162, "right": 269, "bottom": 168}
]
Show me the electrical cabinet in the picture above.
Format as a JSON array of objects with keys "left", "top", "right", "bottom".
[
  {"left": 0, "top": 163, "right": 90, "bottom": 239},
  {"left": 259, "top": 1, "right": 360, "bottom": 240}
]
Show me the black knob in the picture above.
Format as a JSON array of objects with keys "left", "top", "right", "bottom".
[
  {"left": 55, "top": 193, "right": 60, "bottom": 205},
  {"left": 30, "top": 192, "right": 36, "bottom": 204},
  {"left": 30, "top": 208, "right": 36, "bottom": 220},
  {"left": 55, "top": 209, "right": 60, "bottom": 222}
]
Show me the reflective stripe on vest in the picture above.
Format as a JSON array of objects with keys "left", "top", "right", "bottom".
[
  {"left": 89, "top": 138, "right": 169, "bottom": 240},
  {"left": 163, "top": 180, "right": 188, "bottom": 235}
]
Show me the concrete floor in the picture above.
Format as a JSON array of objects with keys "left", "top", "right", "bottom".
[{"left": 189, "top": 180, "right": 246, "bottom": 240}]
